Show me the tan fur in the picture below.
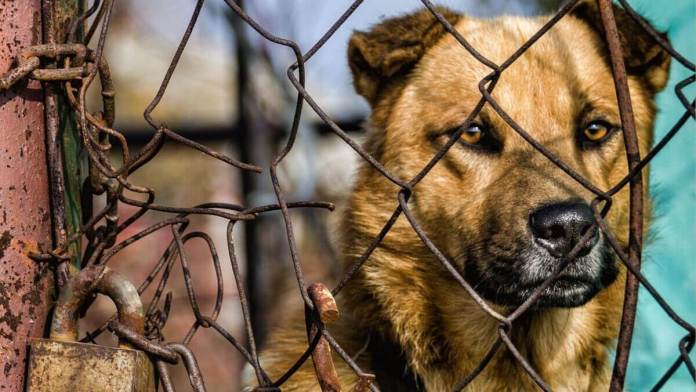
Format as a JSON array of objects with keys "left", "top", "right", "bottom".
[{"left": 252, "top": 3, "right": 670, "bottom": 391}]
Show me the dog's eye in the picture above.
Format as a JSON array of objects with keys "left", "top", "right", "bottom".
[
  {"left": 461, "top": 124, "right": 484, "bottom": 145},
  {"left": 581, "top": 120, "right": 615, "bottom": 144},
  {"left": 434, "top": 122, "right": 500, "bottom": 153}
]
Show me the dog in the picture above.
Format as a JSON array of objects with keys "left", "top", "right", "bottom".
[{"left": 251, "top": 1, "right": 670, "bottom": 390}]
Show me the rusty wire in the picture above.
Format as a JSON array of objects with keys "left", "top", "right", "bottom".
[{"left": 1, "top": 0, "right": 694, "bottom": 390}]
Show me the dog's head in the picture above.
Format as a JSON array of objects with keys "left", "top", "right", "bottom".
[{"left": 347, "top": 2, "right": 670, "bottom": 308}]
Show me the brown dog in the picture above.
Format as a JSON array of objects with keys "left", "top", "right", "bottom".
[{"left": 253, "top": 2, "right": 670, "bottom": 391}]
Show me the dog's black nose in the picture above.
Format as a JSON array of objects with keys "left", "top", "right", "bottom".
[{"left": 529, "top": 201, "right": 598, "bottom": 257}]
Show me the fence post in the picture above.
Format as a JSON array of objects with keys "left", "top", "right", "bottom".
[
  {"left": 0, "top": 1, "right": 81, "bottom": 390},
  {"left": 0, "top": 2, "right": 54, "bottom": 389}
]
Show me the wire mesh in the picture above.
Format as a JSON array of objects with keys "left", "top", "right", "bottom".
[{"left": 1, "top": 0, "right": 693, "bottom": 391}]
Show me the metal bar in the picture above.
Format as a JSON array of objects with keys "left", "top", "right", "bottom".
[
  {"left": 228, "top": 0, "right": 278, "bottom": 347},
  {"left": 42, "top": 0, "right": 84, "bottom": 286},
  {"left": 596, "top": 1, "right": 645, "bottom": 390},
  {"left": 112, "top": 119, "right": 362, "bottom": 146},
  {"left": 0, "top": 2, "right": 53, "bottom": 390},
  {"left": 41, "top": 0, "right": 70, "bottom": 286}
]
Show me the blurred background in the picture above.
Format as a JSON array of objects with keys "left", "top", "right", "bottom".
[{"left": 83, "top": 0, "right": 694, "bottom": 390}]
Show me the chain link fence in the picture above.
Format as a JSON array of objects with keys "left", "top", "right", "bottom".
[{"left": 1, "top": 0, "right": 694, "bottom": 390}]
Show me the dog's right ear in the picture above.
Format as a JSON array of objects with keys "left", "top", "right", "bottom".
[
  {"left": 570, "top": 0, "right": 672, "bottom": 93},
  {"left": 348, "top": 8, "right": 461, "bottom": 106}
]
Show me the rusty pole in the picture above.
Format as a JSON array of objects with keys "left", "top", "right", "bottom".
[
  {"left": 0, "top": 1, "right": 82, "bottom": 390},
  {"left": 597, "top": 0, "right": 645, "bottom": 390},
  {"left": 0, "top": 1, "right": 54, "bottom": 389}
]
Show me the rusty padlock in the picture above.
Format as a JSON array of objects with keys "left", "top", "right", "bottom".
[{"left": 26, "top": 266, "right": 155, "bottom": 391}]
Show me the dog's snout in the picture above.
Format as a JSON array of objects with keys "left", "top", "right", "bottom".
[{"left": 529, "top": 201, "right": 598, "bottom": 257}]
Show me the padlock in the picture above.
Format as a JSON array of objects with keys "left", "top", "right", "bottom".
[{"left": 26, "top": 266, "right": 155, "bottom": 392}]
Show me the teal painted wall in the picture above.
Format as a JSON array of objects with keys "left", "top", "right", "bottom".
[{"left": 627, "top": 0, "right": 695, "bottom": 390}]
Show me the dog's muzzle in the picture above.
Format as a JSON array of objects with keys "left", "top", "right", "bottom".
[{"left": 467, "top": 200, "right": 618, "bottom": 308}]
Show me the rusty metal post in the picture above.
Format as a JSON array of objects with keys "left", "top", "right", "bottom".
[
  {"left": 42, "top": 0, "right": 84, "bottom": 282},
  {"left": 0, "top": 1, "right": 82, "bottom": 390},
  {"left": 597, "top": 1, "right": 645, "bottom": 390},
  {"left": 0, "top": 1, "right": 54, "bottom": 389}
]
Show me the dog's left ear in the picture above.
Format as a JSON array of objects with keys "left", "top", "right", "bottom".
[
  {"left": 571, "top": 0, "right": 671, "bottom": 93},
  {"left": 348, "top": 7, "right": 461, "bottom": 106}
]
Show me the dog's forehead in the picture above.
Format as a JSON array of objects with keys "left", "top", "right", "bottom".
[{"left": 401, "top": 15, "right": 618, "bottom": 139}]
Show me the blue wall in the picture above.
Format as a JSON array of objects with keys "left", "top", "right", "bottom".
[{"left": 627, "top": 0, "right": 695, "bottom": 390}]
